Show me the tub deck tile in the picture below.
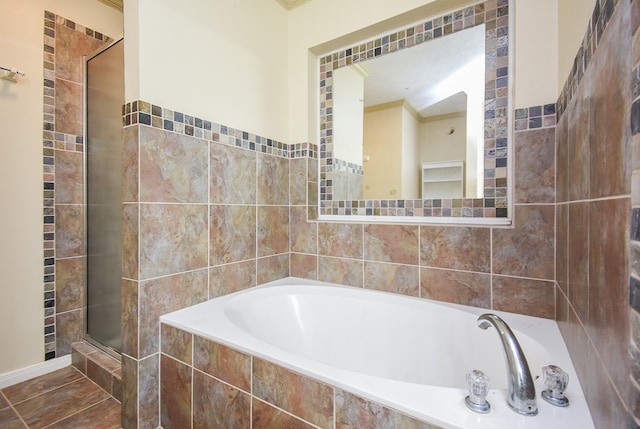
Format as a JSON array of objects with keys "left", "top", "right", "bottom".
[{"left": 253, "top": 357, "right": 334, "bottom": 429}]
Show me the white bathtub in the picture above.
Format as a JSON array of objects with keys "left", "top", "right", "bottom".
[{"left": 161, "top": 277, "right": 594, "bottom": 429}]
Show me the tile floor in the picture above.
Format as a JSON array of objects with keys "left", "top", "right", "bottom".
[{"left": 0, "top": 366, "right": 121, "bottom": 429}]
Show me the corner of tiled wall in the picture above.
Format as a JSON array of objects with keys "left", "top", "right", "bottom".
[
  {"left": 555, "top": 0, "right": 637, "bottom": 426},
  {"left": 290, "top": 143, "right": 320, "bottom": 280}
]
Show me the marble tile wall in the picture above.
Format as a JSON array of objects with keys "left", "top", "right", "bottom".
[
  {"left": 555, "top": 0, "right": 638, "bottom": 427},
  {"left": 42, "top": 12, "right": 112, "bottom": 360},
  {"left": 160, "top": 323, "right": 443, "bottom": 429},
  {"left": 121, "top": 119, "right": 296, "bottom": 428}
]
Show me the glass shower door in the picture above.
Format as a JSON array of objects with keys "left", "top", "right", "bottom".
[{"left": 85, "top": 39, "right": 124, "bottom": 353}]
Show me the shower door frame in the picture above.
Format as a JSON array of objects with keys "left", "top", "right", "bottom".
[{"left": 83, "top": 38, "right": 124, "bottom": 358}]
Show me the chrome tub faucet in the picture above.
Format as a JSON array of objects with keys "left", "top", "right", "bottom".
[{"left": 477, "top": 313, "right": 538, "bottom": 416}]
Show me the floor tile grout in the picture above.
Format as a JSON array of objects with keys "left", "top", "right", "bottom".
[
  {"left": 40, "top": 396, "right": 115, "bottom": 429},
  {"left": 1, "top": 390, "right": 30, "bottom": 429},
  {"left": 1, "top": 366, "right": 121, "bottom": 429},
  {"left": 4, "top": 370, "right": 85, "bottom": 407},
  {"left": 0, "top": 389, "right": 9, "bottom": 409}
]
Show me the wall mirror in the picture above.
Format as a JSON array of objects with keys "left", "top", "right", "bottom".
[{"left": 318, "top": 0, "right": 512, "bottom": 223}]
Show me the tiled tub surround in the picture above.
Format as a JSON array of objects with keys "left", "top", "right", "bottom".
[
  {"left": 160, "top": 278, "right": 594, "bottom": 429},
  {"left": 319, "top": 0, "right": 511, "bottom": 219},
  {"left": 121, "top": 97, "right": 556, "bottom": 428},
  {"left": 42, "top": 11, "right": 113, "bottom": 360},
  {"left": 555, "top": 0, "right": 637, "bottom": 427},
  {"left": 157, "top": 331, "right": 434, "bottom": 429},
  {"left": 120, "top": 109, "right": 316, "bottom": 428}
]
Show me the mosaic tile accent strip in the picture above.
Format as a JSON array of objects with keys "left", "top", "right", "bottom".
[
  {"left": 123, "top": 101, "right": 318, "bottom": 160},
  {"left": 319, "top": 0, "right": 511, "bottom": 219},
  {"left": 557, "top": 0, "right": 619, "bottom": 118},
  {"left": 514, "top": 104, "right": 557, "bottom": 131},
  {"left": 319, "top": 196, "right": 503, "bottom": 218},
  {"left": 42, "top": 11, "right": 112, "bottom": 361}
]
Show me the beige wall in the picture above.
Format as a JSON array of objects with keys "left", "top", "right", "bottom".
[
  {"left": 333, "top": 66, "right": 365, "bottom": 165},
  {"left": 420, "top": 114, "right": 467, "bottom": 164},
  {"left": 0, "top": 0, "right": 121, "bottom": 374},
  {"left": 362, "top": 106, "right": 403, "bottom": 199},
  {"left": 127, "top": 0, "right": 289, "bottom": 142},
  {"left": 558, "top": 0, "right": 596, "bottom": 91},
  {"left": 402, "top": 106, "right": 421, "bottom": 199},
  {"left": 513, "top": 0, "right": 558, "bottom": 108}
]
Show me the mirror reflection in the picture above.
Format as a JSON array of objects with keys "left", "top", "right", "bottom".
[
  {"left": 332, "top": 23, "right": 485, "bottom": 200},
  {"left": 319, "top": 0, "right": 512, "bottom": 220}
]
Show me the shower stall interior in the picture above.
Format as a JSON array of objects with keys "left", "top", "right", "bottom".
[{"left": 84, "top": 39, "right": 124, "bottom": 353}]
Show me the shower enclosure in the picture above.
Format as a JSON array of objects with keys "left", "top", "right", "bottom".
[{"left": 84, "top": 39, "right": 124, "bottom": 353}]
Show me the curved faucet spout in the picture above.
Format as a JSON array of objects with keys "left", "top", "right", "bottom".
[{"left": 477, "top": 313, "right": 538, "bottom": 416}]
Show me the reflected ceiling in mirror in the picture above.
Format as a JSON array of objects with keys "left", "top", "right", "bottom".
[{"left": 319, "top": 0, "right": 511, "bottom": 220}]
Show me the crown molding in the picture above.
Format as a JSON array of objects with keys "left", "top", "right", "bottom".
[{"left": 97, "top": 0, "right": 123, "bottom": 12}]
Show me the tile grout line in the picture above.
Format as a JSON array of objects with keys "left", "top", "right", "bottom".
[
  {"left": 3, "top": 370, "right": 86, "bottom": 408},
  {"left": 0, "top": 390, "right": 29, "bottom": 429},
  {"left": 39, "top": 396, "right": 115, "bottom": 429}
]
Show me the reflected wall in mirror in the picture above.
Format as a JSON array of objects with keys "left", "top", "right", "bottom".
[{"left": 319, "top": 0, "right": 511, "bottom": 220}]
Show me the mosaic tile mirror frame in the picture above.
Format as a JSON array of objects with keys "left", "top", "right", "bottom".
[{"left": 318, "top": 0, "right": 511, "bottom": 220}]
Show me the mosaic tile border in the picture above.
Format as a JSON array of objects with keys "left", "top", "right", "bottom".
[
  {"left": 320, "top": 196, "right": 499, "bottom": 218},
  {"left": 556, "top": 0, "right": 619, "bottom": 118},
  {"left": 123, "top": 100, "right": 318, "bottom": 160},
  {"left": 514, "top": 104, "right": 557, "bottom": 131},
  {"left": 319, "top": 0, "right": 511, "bottom": 219},
  {"left": 42, "top": 11, "right": 113, "bottom": 361}
]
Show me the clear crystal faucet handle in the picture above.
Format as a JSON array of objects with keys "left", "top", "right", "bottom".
[
  {"left": 465, "top": 370, "right": 491, "bottom": 413},
  {"left": 541, "top": 365, "right": 570, "bottom": 407}
]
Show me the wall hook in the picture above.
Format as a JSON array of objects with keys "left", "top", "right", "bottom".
[{"left": 1, "top": 66, "right": 26, "bottom": 83}]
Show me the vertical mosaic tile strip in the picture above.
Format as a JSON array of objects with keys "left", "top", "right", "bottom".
[
  {"left": 123, "top": 100, "right": 318, "bottom": 160},
  {"left": 319, "top": 0, "right": 510, "bottom": 219},
  {"left": 556, "top": 0, "right": 619, "bottom": 118},
  {"left": 42, "top": 11, "right": 112, "bottom": 360}
]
